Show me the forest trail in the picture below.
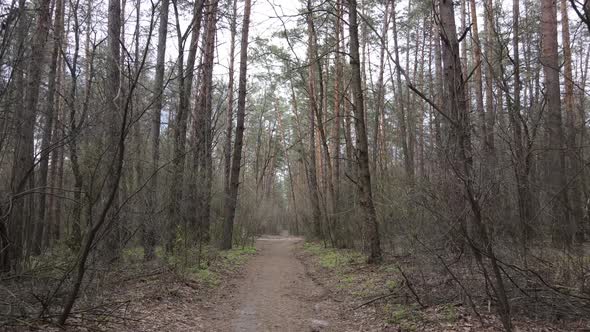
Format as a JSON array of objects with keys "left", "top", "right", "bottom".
[{"left": 202, "top": 236, "right": 338, "bottom": 332}]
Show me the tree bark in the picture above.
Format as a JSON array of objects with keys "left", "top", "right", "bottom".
[
  {"left": 348, "top": 0, "right": 382, "bottom": 264},
  {"left": 541, "top": 0, "right": 572, "bottom": 246},
  {"left": 193, "top": 0, "right": 218, "bottom": 243},
  {"left": 145, "top": 0, "right": 169, "bottom": 260},
  {"left": 391, "top": 0, "right": 414, "bottom": 184},
  {"left": 469, "top": 0, "right": 486, "bottom": 150},
  {"left": 34, "top": 0, "right": 66, "bottom": 255},
  {"left": 167, "top": 0, "right": 204, "bottom": 251},
  {"left": 224, "top": 0, "right": 238, "bottom": 198},
  {"left": 439, "top": 1, "right": 512, "bottom": 329},
  {"left": 221, "top": 0, "right": 252, "bottom": 250},
  {"left": 561, "top": 0, "right": 584, "bottom": 242}
]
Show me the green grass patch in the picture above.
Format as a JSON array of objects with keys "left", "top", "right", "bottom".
[
  {"left": 438, "top": 304, "right": 458, "bottom": 323},
  {"left": 220, "top": 246, "right": 257, "bottom": 267},
  {"left": 303, "top": 242, "right": 364, "bottom": 269},
  {"left": 385, "top": 279, "right": 398, "bottom": 292},
  {"left": 122, "top": 246, "right": 144, "bottom": 263},
  {"left": 187, "top": 267, "right": 220, "bottom": 287},
  {"left": 384, "top": 303, "right": 423, "bottom": 331}
]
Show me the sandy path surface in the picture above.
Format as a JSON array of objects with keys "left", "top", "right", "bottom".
[{"left": 201, "top": 236, "right": 338, "bottom": 332}]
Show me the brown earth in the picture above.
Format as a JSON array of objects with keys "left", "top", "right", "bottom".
[{"left": 199, "top": 236, "right": 347, "bottom": 332}]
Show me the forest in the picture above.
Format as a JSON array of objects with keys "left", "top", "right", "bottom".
[{"left": 1, "top": 0, "right": 590, "bottom": 330}]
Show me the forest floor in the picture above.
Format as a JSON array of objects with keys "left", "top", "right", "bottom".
[
  {"left": 97, "top": 235, "right": 359, "bottom": 331},
  {"left": 11, "top": 236, "right": 589, "bottom": 331},
  {"left": 111, "top": 236, "right": 588, "bottom": 331}
]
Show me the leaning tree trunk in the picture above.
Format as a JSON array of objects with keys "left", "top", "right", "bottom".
[
  {"left": 438, "top": 0, "right": 512, "bottom": 330},
  {"left": 59, "top": 0, "right": 124, "bottom": 322}
]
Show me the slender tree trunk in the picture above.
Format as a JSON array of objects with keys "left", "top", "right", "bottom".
[
  {"left": 221, "top": 0, "right": 252, "bottom": 250},
  {"left": 145, "top": 0, "right": 169, "bottom": 260},
  {"left": 561, "top": 0, "right": 584, "bottom": 242},
  {"left": 541, "top": 0, "right": 572, "bottom": 246},
  {"left": 330, "top": 0, "right": 343, "bottom": 243},
  {"left": 224, "top": 0, "right": 238, "bottom": 197},
  {"left": 509, "top": 0, "right": 533, "bottom": 260},
  {"left": 439, "top": 1, "right": 511, "bottom": 329},
  {"left": 167, "top": 0, "right": 204, "bottom": 251},
  {"left": 103, "top": 0, "right": 123, "bottom": 261},
  {"left": 5, "top": 0, "right": 29, "bottom": 271},
  {"left": 34, "top": 0, "right": 65, "bottom": 255},
  {"left": 469, "top": 0, "right": 486, "bottom": 150},
  {"left": 59, "top": 0, "right": 125, "bottom": 322},
  {"left": 15, "top": 0, "right": 52, "bottom": 264},
  {"left": 484, "top": 0, "right": 495, "bottom": 153},
  {"left": 392, "top": 0, "right": 414, "bottom": 184},
  {"left": 193, "top": 0, "right": 218, "bottom": 242},
  {"left": 348, "top": 0, "right": 382, "bottom": 264},
  {"left": 433, "top": 14, "right": 443, "bottom": 161},
  {"left": 305, "top": 0, "right": 323, "bottom": 239},
  {"left": 372, "top": 1, "right": 389, "bottom": 174}
]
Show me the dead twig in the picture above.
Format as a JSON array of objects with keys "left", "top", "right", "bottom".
[
  {"left": 353, "top": 292, "right": 399, "bottom": 310},
  {"left": 396, "top": 264, "right": 427, "bottom": 309}
]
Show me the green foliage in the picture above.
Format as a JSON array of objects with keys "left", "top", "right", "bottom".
[
  {"left": 303, "top": 242, "right": 364, "bottom": 269},
  {"left": 187, "top": 267, "right": 220, "bottom": 287},
  {"left": 384, "top": 304, "right": 423, "bottom": 331},
  {"left": 439, "top": 304, "right": 458, "bottom": 323},
  {"left": 122, "top": 246, "right": 145, "bottom": 263},
  {"left": 220, "top": 246, "right": 257, "bottom": 268},
  {"left": 350, "top": 278, "right": 380, "bottom": 298},
  {"left": 28, "top": 241, "right": 76, "bottom": 276},
  {"left": 385, "top": 279, "right": 398, "bottom": 292}
]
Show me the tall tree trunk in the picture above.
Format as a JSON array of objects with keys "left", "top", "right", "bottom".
[
  {"left": 305, "top": 0, "right": 323, "bottom": 239},
  {"left": 509, "top": 0, "right": 533, "bottom": 260},
  {"left": 145, "top": 0, "right": 169, "bottom": 260},
  {"left": 439, "top": 1, "right": 511, "bottom": 329},
  {"left": 59, "top": 0, "right": 125, "bottom": 322},
  {"left": 193, "top": 0, "right": 218, "bottom": 242},
  {"left": 392, "top": 0, "right": 414, "bottom": 184},
  {"left": 69, "top": 0, "right": 91, "bottom": 246},
  {"left": 224, "top": 0, "right": 238, "bottom": 197},
  {"left": 330, "top": 0, "right": 343, "bottom": 243},
  {"left": 103, "top": 0, "right": 123, "bottom": 261},
  {"left": 221, "top": 0, "right": 252, "bottom": 250},
  {"left": 469, "top": 0, "right": 486, "bottom": 150},
  {"left": 348, "top": 0, "right": 382, "bottom": 264},
  {"left": 561, "top": 0, "right": 584, "bottom": 242},
  {"left": 372, "top": 1, "right": 389, "bottom": 174},
  {"left": 13, "top": 0, "right": 51, "bottom": 265},
  {"left": 34, "top": 0, "right": 65, "bottom": 255},
  {"left": 4, "top": 0, "right": 28, "bottom": 272},
  {"left": 484, "top": 0, "right": 495, "bottom": 153},
  {"left": 541, "top": 0, "right": 572, "bottom": 246},
  {"left": 433, "top": 13, "right": 443, "bottom": 161},
  {"left": 167, "top": 0, "right": 204, "bottom": 251}
]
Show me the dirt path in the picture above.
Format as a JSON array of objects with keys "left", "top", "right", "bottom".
[{"left": 201, "top": 236, "right": 339, "bottom": 332}]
